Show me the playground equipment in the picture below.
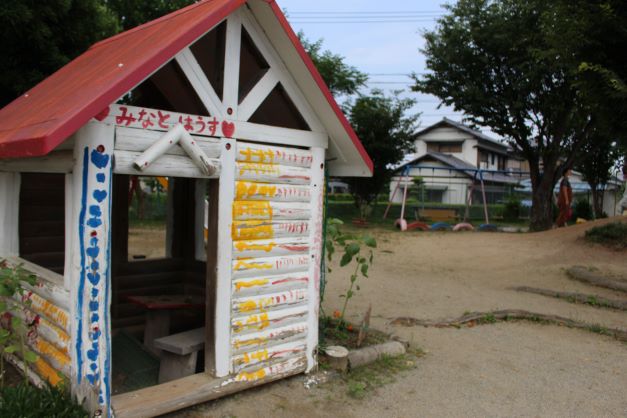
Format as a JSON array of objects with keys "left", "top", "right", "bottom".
[{"left": 384, "top": 164, "right": 527, "bottom": 232}]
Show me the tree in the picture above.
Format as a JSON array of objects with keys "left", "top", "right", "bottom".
[
  {"left": 413, "top": 0, "right": 597, "bottom": 231},
  {"left": 106, "top": 0, "right": 195, "bottom": 31},
  {"left": 0, "top": 1, "right": 120, "bottom": 106},
  {"left": 551, "top": 0, "right": 627, "bottom": 182},
  {"left": 298, "top": 33, "right": 368, "bottom": 97},
  {"left": 343, "top": 90, "right": 418, "bottom": 215},
  {"left": 577, "top": 136, "right": 620, "bottom": 218}
]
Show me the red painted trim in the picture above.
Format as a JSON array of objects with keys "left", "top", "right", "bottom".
[
  {"left": 0, "top": 0, "right": 245, "bottom": 159},
  {"left": 266, "top": 1, "right": 374, "bottom": 174}
]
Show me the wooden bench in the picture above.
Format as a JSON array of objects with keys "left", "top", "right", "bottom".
[
  {"left": 153, "top": 327, "right": 204, "bottom": 383},
  {"left": 417, "top": 208, "right": 457, "bottom": 222}
]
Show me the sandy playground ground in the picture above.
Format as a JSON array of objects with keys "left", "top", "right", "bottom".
[{"left": 159, "top": 217, "right": 627, "bottom": 418}]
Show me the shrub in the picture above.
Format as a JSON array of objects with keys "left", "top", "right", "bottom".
[
  {"left": 0, "top": 383, "right": 87, "bottom": 417},
  {"left": 584, "top": 222, "right": 627, "bottom": 249},
  {"left": 503, "top": 198, "right": 521, "bottom": 221},
  {"left": 573, "top": 198, "right": 593, "bottom": 220}
]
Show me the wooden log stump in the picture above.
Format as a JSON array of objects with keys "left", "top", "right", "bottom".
[
  {"left": 323, "top": 346, "right": 349, "bottom": 372},
  {"left": 347, "top": 341, "right": 406, "bottom": 369}
]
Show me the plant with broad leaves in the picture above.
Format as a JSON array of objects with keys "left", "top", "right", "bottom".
[
  {"left": 325, "top": 219, "right": 376, "bottom": 329},
  {"left": 0, "top": 260, "right": 39, "bottom": 387}
]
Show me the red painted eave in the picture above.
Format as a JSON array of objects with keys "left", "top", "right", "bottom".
[
  {"left": 0, "top": 0, "right": 245, "bottom": 159},
  {"left": 0, "top": 0, "right": 373, "bottom": 176}
]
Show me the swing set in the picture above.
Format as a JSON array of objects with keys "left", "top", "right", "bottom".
[{"left": 384, "top": 164, "right": 527, "bottom": 232}]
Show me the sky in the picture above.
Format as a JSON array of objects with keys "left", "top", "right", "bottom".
[{"left": 277, "top": 0, "right": 483, "bottom": 135}]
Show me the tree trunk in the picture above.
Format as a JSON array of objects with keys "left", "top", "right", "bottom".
[
  {"left": 590, "top": 186, "right": 603, "bottom": 218},
  {"left": 530, "top": 176, "right": 556, "bottom": 231}
]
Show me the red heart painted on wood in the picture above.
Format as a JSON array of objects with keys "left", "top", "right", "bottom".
[
  {"left": 222, "top": 120, "right": 235, "bottom": 138},
  {"left": 94, "top": 106, "right": 110, "bottom": 122}
]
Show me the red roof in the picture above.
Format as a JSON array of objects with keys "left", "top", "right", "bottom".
[{"left": 0, "top": 0, "right": 373, "bottom": 174}]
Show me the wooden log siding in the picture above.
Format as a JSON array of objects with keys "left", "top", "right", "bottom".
[
  {"left": 227, "top": 142, "right": 313, "bottom": 380},
  {"left": 3, "top": 257, "right": 71, "bottom": 386},
  {"left": 113, "top": 126, "right": 222, "bottom": 179}
]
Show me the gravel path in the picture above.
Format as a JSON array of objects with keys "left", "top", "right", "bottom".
[{"left": 173, "top": 217, "right": 627, "bottom": 418}]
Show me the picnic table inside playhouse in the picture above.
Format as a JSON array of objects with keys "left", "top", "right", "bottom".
[{"left": 126, "top": 295, "right": 204, "bottom": 353}]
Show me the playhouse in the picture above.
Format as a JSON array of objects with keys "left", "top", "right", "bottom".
[{"left": 0, "top": 1, "right": 372, "bottom": 416}]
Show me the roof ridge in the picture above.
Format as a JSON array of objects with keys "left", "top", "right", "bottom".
[{"left": 91, "top": 0, "right": 222, "bottom": 50}]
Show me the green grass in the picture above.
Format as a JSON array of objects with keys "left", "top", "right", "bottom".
[
  {"left": 342, "top": 349, "right": 424, "bottom": 399},
  {"left": 584, "top": 222, "right": 627, "bottom": 250},
  {"left": 0, "top": 384, "right": 88, "bottom": 418}
]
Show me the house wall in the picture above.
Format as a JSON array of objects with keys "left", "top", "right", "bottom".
[
  {"left": 415, "top": 127, "right": 478, "bottom": 164},
  {"left": 226, "top": 141, "right": 322, "bottom": 381},
  {"left": 0, "top": 172, "right": 72, "bottom": 388}
]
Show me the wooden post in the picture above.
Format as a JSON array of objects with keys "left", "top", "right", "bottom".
[
  {"left": 195, "top": 179, "right": 208, "bottom": 261},
  {"left": 213, "top": 138, "right": 236, "bottom": 377},
  {"left": 306, "top": 147, "right": 325, "bottom": 372},
  {"left": 0, "top": 172, "right": 20, "bottom": 257},
  {"left": 204, "top": 179, "right": 219, "bottom": 375},
  {"left": 69, "top": 121, "right": 115, "bottom": 416}
]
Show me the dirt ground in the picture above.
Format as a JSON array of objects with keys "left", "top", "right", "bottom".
[{"left": 168, "top": 217, "right": 627, "bottom": 418}]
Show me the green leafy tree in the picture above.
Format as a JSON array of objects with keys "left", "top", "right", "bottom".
[
  {"left": 414, "top": 0, "right": 598, "bottom": 231},
  {"left": 0, "top": 1, "right": 120, "bottom": 106},
  {"left": 551, "top": 0, "right": 627, "bottom": 181},
  {"left": 577, "top": 136, "right": 620, "bottom": 218},
  {"left": 343, "top": 90, "right": 419, "bottom": 215},
  {"left": 298, "top": 33, "right": 368, "bottom": 97},
  {"left": 106, "top": 0, "right": 195, "bottom": 30}
]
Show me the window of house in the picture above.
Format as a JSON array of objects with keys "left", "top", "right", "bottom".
[{"left": 426, "top": 142, "right": 463, "bottom": 153}]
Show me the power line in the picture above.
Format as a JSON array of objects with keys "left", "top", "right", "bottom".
[
  {"left": 289, "top": 19, "right": 437, "bottom": 24},
  {"left": 287, "top": 11, "right": 442, "bottom": 14}
]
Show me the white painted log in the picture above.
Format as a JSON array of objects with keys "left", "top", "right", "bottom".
[
  {"left": 347, "top": 341, "right": 406, "bottom": 369},
  {"left": 0, "top": 151, "right": 74, "bottom": 173},
  {"left": 131, "top": 124, "right": 217, "bottom": 176},
  {"left": 306, "top": 147, "right": 325, "bottom": 372},
  {"left": 70, "top": 121, "right": 115, "bottom": 414},
  {"left": 233, "top": 237, "right": 309, "bottom": 259},
  {"left": 232, "top": 254, "right": 310, "bottom": 279},
  {"left": 175, "top": 48, "right": 225, "bottom": 118},
  {"left": 231, "top": 220, "right": 310, "bottom": 241},
  {"left": 105, "top": 104, "right": 328, "bottom": 148},
  {"left": 240, "top": 8, "right": 325, "bottom": 132},
  {"left": 4, "top": 257, "right": 69, "bottom": 311},
  {"left": 115, "top": 126, "right": 222, "bottom": 157},
  {"left": 231, "top": 306, "right": 308, "bottom": 336},
  {"left": 234, "top": 181, "right": 311, "bottom": 202},
  {"left": 236, "top": 162, "right": 311, "bottom": 185},
  {"left": 9, "top": 303, "right": 70, "bottom": 354},
  {"left": 223, "top": 13, "right": 242, "bottom": 119},
  {"left": 234, "top": 356, "right": 307, "bottom": 383},
  {"left": 238, "top": 69, "right": 279, "bottom": 121},
  {"left": 232, "top": 273, "right": 309, "bottom": 297},
  {"left": 0, "top": 172, "right": 20, "bottom": 256},
  {"left": 179, "top": 129, "right": 218, "bottom": 176},
  {"left": 13, "top": 288, "right": 70, "bottom": 332},
  {"left": 215, "top": 139, "right": 237, "bottom": 377},
  {"left": 195, "top": 180, "right": 208, "bottom": 262},
  {"left": 232, "top": 201, "right": 311, "bottom": 221},
  {"left": 232, "top": 288, "right": 308, "bottom": 314},
  {"left": 237, "top": 142, "right": 314, "bottom": 168},
  {"left": 114, "top": 150, "right": 220, "bottom": 178},
  {"left": 231, "top": 322, "right": 308, "bottom": 354},
  {"left": 324, "top": 346, "right": 349, "bottom": 372},
  {"left": 3, "top": 352, "right": 46, "bottom": 388},
  {"left": 232, "top": 340, "right": 306, "bottom": 372}
]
